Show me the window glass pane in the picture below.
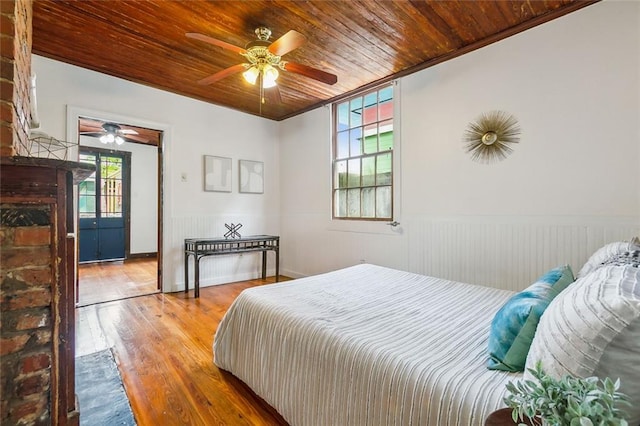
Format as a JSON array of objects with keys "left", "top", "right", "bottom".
[
  {"left": 376, "top": 186, "right": 392, "bottom": 218},
  {"left": 363, "top": 124, "right": 378, "bottom": 154},
  {"left": 336, "top": 131, "right": 349, "bottom": 159},
  {"left": 100, "top": 155, "right": 123, "bottom": 218},
  {"left": 79, "top": 195, "right": 95, "bottom": 218},
  {"left": 335, "top": 160, "right": 347, "bottom": 189},
  {"left": 335, "top": 190, "right": 347, "bottom": 217},
  {"left": 337, "top": 102, "right": 350, "bottom": 132},
  {"left": 79, "top": 179, "right": 95, "bottom": 196},
  {"left": 379, "top": 120, "right": 393, "bottom": 151},
  {"left": 349, "top": 128, "right": 362, "bottom": 156},
  {"left": 347, "top": 159, "right": 360, "bottom": 188},
  {"left": 376, "top": 153, "right": 392, "bottom": 185},
  {"left": 379, "top": 87, "right": 394, "bottom": 120},
  {"left": 79, "top": 153, "right": 97, "bottom": 218},
  {"left": 350, "top": 97, "right": 363, "bottom": 128},
  {"left": 362, "top": 187, "right": 375, "bottom": 218},
  {"left": 347, "top": 188, "right": 360, "bottom": 217},
  {"left": 79, "top": 153, "right": 96, "bottom": 164},
  {"left": 363, "top": 92, "right": 378, "bottom": 125},
  {"left": 362, "top": 156, "right": 375, "bottom": 187}
]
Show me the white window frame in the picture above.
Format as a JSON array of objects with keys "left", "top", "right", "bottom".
[{"left": 329, "top": 81, "right": 401, "bottom": 232}]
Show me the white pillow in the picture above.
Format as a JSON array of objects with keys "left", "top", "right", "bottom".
[
  {"left": 577, "top": 238, "right": 640, "bottom": 278},
  {"left": 524, "top": 265, "right": 640, "bottom": 425}
]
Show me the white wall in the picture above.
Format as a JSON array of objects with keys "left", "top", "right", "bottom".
[
  {"left": 32, "top": 1, "right": 640, "bottom": 293},
  {"left": 79, "top": 135, "right": 158, "bottom": 254},
  {"left": 33, "top": 56, "right": 280, "bottom": 291},
  {"left": 279, "top": 1, "right": 640, "bottom": 290}
]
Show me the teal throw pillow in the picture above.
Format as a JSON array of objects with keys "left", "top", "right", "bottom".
[{"left": 486, "top": 265, "right": 574, "bottom": 372}]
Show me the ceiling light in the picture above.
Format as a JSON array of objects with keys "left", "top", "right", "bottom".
[
  {"left": 243, "top": 67, "right": 260, "bottom": 85},
  {"left": 262, "top": 65, "right": 279, "bottom": 88},
  {"left": 100, "top": 133, "right": 115, "bottom": 144},
  {"left": 99, "top": 123, "right": 126, "bottom": 145}
]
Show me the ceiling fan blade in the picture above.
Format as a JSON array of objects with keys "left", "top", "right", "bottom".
[
  {"left": 186, "top": 32, "right": 247, "bottom": 55},
  {"left": 79, "top": 124, "right": 103, "bottom": 133},
  {"left": 264, "top": 86, "right": 282, "bottom": 105},
  {"left": 79, "top": 132, "right": 103, "bottom": 137},
  {"left": 120, "top": 129, "right": 139, "bottom": 135},
  {"left": 197, "top": 63, "right": 247, "bottom": 85},
  {"left": 283, "top": 62, "right": 338, "bottom": 85},
  {"left": 122, "top": 134, "right": 151, "bottom": 144},
  {"left": 268, "top": 30, "right": 306, "bottom": 56}
]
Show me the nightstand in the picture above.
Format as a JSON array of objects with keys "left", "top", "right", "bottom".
[{"left": 485, "top": 408, "right": 536, "bottom": 425}]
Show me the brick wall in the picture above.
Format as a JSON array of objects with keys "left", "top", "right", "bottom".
[
  {"left": 1, "top": 204, "right": 53, "bottom": 425},
  {"left": 1, "top": 0, "right": 32, "bottom": 157},
  {"left": 1, "top": 0, "right": 51, "bottom": 423}
]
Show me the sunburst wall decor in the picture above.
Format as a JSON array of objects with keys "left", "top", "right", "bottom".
[{"left": 462, "top": 110, "right": 521, "bottom": 164}]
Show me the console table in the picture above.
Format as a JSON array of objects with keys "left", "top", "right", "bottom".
[{"left": 184, "top": 235, "right": 280, "bottom": 297}]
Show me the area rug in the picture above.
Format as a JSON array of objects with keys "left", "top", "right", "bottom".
[{"left": 75, "top": 348, "right": 136, "bottom": 426}]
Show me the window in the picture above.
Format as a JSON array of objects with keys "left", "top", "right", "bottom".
[
  {"left": 78, "top": 151, "right": 124, "bottom": 219},
  {"left": 332, "top": 85, "right": 394, "bottom": 220}
]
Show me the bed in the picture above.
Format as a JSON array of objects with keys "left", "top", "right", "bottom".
[{"left": 213, "top": 264, "right": 520, "bottom": 425}]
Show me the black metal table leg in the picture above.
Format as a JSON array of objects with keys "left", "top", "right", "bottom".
[
  {"left": 262, "top": 250, "right": 267, "bottom": 279},
  {"left": 195, "top": 256, "right": 200, "bottom": 298},
  {"left": 184, "top": 252, "right": 189, "bottom": 293}
]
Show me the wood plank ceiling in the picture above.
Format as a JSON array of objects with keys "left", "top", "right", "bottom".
[{"left": 31, "top": 0, "right": 597, "bottom": 121}]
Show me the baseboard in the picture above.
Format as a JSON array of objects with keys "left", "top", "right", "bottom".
[{"left": 127, "top": 252, "right": 157, "bottom": 261}]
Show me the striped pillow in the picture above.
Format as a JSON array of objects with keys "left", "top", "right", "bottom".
[
  {"left": 577, "top": 238, "right": 640, "bottom": 278},
  {"left": 524, "top": 265, "right": 640, "bottom": 425}
]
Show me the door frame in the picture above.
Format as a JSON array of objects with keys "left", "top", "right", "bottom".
[
  {"left": 78, "top": 147, "right": 132, "bottom": 261},
  {"left": 67, "top": 106, "right": 169, "bottom": 293}
]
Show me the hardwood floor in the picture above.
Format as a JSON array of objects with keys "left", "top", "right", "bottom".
[
  {"left": 75, "top": 276, "right": 290, "bottom": 425},
  {"left": 78, "top": 258, "right": 159, "bottom": 306}
]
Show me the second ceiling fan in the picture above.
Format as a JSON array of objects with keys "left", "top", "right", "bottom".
[{"left": 187, "top": 27, "right": 338, "bottom": 103}]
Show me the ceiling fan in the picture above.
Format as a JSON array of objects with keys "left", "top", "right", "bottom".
[
  {"left": 79, "top": 120, "right": 140, "bottom": 145},
  {"left": 186, "top": 27, "right": 338, "bottom": 103}
]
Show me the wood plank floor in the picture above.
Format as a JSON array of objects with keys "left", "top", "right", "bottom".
[
  {"left": 78, "top": 258, "right": 159, "bottom": 306},
  {"left": 76, "top": 276, "right": 290, "bottom": 425}
]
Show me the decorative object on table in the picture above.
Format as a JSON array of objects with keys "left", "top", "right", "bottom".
[
  {"left": 504, "top": 362, "right": 629, "bottom": 426},
  {"left": 224, "top": 223, "right": 242, "bottom": 239},
  {"left": 463, "top": 110, "right": 521, "bottom": 163},
  {"left": 239, "top": 159, "right": 264, "bottom": 193},
  {"left": 27, "top": 131, "right": 77, "bottom": 160},
  {"left": 204, "top": 155, "right": 232, "bottom": 192}
]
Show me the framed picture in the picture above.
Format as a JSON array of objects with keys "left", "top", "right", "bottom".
[
  {"left": 203, "top": 155, "right": 232, "bottom": 192},
  {"left": 239, "top": 159, "right": 264, "bottom": 194}
]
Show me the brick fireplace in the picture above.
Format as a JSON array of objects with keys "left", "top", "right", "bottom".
[{"left": 1, "top": 1, "right": 91, "bottom": 424}]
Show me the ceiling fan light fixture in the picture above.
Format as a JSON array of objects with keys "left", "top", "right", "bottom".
[
  {"left": 243, "top": 67, "right": 260, "bottom": 85},
  {"left": 100, "top": 133, "right": 115, "bottom": 144},
  {"left": 262, "top": 65, "right": 279, "bottom": 88},
  {"left": 115, "top": 136, "right": 125, "bottom": 145}
]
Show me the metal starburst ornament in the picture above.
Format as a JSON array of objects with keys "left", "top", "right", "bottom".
[{"left": 463, "top": 111, "right": 521, "bottom": 164}]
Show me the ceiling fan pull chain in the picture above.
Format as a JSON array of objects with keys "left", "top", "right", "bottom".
[{"left": 259, "top": 73, "right": 264, "bottom": 115}]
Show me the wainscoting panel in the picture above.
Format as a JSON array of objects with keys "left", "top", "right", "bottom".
[{"left": 406, "top": 216, "right": 639, "bottom": 292}]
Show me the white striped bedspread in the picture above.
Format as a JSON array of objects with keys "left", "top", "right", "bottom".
[{"left": 214, "top": 264, "right": 521, "bottom": 426}]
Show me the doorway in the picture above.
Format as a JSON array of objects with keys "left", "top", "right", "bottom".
[
  {"left": 75, "top": 115, "right": 164, "bottom": 306},
  {"left": 78, "top": 149, "right": 129, "bottom": 262}
]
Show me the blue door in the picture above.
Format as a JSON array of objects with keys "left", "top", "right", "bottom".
[{"left": 79, "top": 151, "right": 126, "bottom": 262}]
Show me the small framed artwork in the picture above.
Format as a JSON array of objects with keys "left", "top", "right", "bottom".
[
  {"left": 239, "top": 159, "right": 264, "bottom": 194},
  {"left": 203, "top": 155, "right": 232, "bottom": 192}
]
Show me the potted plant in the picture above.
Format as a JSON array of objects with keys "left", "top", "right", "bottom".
[{"left": 504, "top": 362, "right": 630, "bottom": 426}]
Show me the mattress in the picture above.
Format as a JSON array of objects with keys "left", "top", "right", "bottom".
[{"left": 214, "top": 264, "right": 521, "bottom": 425}]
